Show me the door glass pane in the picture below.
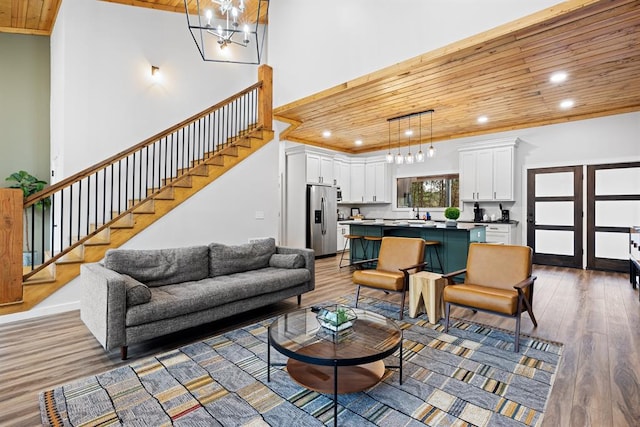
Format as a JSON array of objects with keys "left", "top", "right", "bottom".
[
  {"left": 536, "top": 201, "right": 574, "bottom": 226},
  {"left": 595, "top": 200, "right": 640, "bottom": 227},
  {"left": 595, "top": 168, "right": 640, "bottom": 196},
  {"left": 595, "top": 231, "right": 629, "bottom": 260},
  {"left": 535, "top": 230, "right": 574, "bottom": 256},
  {"left": 535, "top": 172, "right": 573, "bottom": 197}
]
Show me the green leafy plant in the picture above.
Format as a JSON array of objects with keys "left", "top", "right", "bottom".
[
  {"left": 5, "top": 170, "right": 50, "bottom": 253},
  {"left": 444, "top": 206, "right": 460, "bottom": 220}
]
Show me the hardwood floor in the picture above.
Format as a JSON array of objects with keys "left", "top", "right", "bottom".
[{"left": 1, "top": 255, "right": 638, "bottom": 426}]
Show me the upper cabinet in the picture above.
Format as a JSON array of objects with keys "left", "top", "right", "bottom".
[
  {"left": 364, "top": 160, "right": 389, "bottom": 203},
  {"left": 349, "top": 161, "right": 366, "bottom": 203},
  {"left": 305, "top": 153, "right": 334, "bottom": 185},
  {"left": 334, "top": 158, "right": 351, "bottom": 201},
  {"left": 459, "top": 139, "right": 516, "bottom": 202},
  {"left": 285, "top": 146, "right": 390, "bottom": 204}
]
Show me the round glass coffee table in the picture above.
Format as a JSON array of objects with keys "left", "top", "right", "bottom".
[{"left": 267, "top": 306, "right": 403, "bottom": 426}]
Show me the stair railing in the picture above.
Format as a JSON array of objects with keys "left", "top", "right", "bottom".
[{"left": 15, "top": 65, "right": 272, "bottom": 286}]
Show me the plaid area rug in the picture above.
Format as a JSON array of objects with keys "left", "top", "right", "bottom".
[{"left": 40, "top": 296, "right": 563, "bottom": 426}]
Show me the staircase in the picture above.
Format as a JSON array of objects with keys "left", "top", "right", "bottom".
[{"left": 0, "top": 66, "right": 273, "bottom": 315}]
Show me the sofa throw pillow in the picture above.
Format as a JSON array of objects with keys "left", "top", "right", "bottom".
[
  {"left": 209, "top": 238, "right": 276, "bottom": 277},
  {"left": 269, "top": 253, "right": 305, "bottom": 269},
  {"left": 104, "top": 246, "right": 209, "bottom": 287},
  {"left": 122, "top": 275, "right": 152, "bottom": 306}
]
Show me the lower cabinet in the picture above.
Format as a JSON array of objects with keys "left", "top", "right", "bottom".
[
  {"left": 337, "top": 224, "right": 350, "bottom": 252},
  {"left": 476, "top": 223, "right": 518, "bottom": 245}
]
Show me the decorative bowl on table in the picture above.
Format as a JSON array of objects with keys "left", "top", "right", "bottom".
[{"left": 316, "top": 305, "right": 357, "bottom": 332}]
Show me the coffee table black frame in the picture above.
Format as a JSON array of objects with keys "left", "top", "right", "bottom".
[{"left": 267, "top": 306, "right": 403, "bottom": 426}]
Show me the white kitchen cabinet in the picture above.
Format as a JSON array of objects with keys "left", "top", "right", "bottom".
[
  {"left": 337, "top": 223, "right": 349, "bottom": 251},
  {"left": 334, "top": 159, "right": 351, "bottom": 201},
  {"left": 364, "top": 160, "right": 388, "bottom": 202},
  {"left": 476, "top": 222, "right": 518, "bottom": 245},
  {"left": 350, "top": 161, "right": 366, "bottom": 203},
  {"left": 459, "top": 139, "right": 515, "bottom": 202},
  {"left": 305, "top": 153, "right": 334, "bottom": 185}
]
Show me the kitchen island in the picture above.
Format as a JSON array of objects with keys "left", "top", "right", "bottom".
[{"left": 346, "top": 220, "right": 485, "bottom": 274}]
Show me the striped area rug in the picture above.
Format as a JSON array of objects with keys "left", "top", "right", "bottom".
[{"left": 40, "top": 296, "right": 563, "bottom": 426}]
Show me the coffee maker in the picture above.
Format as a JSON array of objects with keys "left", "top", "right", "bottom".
[
  {"left": 473, "top": 202, "right": 484, "bottom": 222},
  {"left": 499, "top": 204, "right": 509, "bottom": 222}
]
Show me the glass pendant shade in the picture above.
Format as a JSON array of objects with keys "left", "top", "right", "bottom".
[
  {"left": 428, "top": 144, "right": 436, "bottom": 158},
  {"left": 405, "top": 152, "right": 414, "bottom": 164},
  {"left": 386, "top": 152, "right": 394, "bottom": 163},
  {"left": 416, "top": 150, "right": 425, "bottom": 162},
  {"left": 395, "top": 152, "right": 404, "bottom": 164}
]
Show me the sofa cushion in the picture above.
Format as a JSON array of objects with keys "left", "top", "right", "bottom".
[
  {"left": 126, "top": 267, "right": 311, "bottom": 326},
  {"left": 208, "top": 238, "right": 276, "bottom": 277},
  {"left": 269, "top": 253, "right": 305, "bottom": 269},
  {"left": 104, "top": 246, "right": 209, "bottom": 287},
  {"left": 123, "top": 275, "right": 152, "bottom": 306}
]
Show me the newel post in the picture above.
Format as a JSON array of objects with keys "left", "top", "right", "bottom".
[
  {"left": 0, "top": 189, "right": 24, "bottom": 305},
  {"left": 258, "top": 64, "right": 273, "bottom": 131}
]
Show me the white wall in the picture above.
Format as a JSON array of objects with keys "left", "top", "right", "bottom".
[
  {"left": 269, "top": 0, "right": 559, "bottom": 107},
  {"left": 50, "top": 0, "right": 259, "bottom": 179}
]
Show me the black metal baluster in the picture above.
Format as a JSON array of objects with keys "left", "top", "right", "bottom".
[
  {"left": 86, "top": 175, "right": 90, "bottom": 236},
  {"left": 103, "top": 167, "right": 107, "bottom": 226},
  {"left": 94, "top": 171, "right": 98, "bottom": 234},
  {"left": 51, "top": 191, "right": 55, "bottom": 256},
  {"left": 110, "top": 164, "right": 114, "bottom": 221},
  {"left": 77, "top": 181, "right": 82, "bottom": 241}
]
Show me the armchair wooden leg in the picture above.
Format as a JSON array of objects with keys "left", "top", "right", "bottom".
[
  {"left": 522, "top": 296, "right": 538, "bottom": 327},
  {"left": 515, "top": 315, "right": 521, "bottom": 353},
  {"left": 121, "top": 346, "right": 128, "bottom": 360},
  {"left": 297, "top": 294, "right": 302, "bottom": 305},
  {"left": 444, "top": 303, "right": 451, "bottom": 332},
  {"left": 355, "top": 285, "right": 361, "bottom": 308}
]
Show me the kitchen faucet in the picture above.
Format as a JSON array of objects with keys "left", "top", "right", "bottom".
[{"left": 415, "top": 207, "right": 420, "bottom": 219}]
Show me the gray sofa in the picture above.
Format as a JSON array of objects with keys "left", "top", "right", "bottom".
[{"left": 80, "top": 238, "right": 314, "bottom": 359}]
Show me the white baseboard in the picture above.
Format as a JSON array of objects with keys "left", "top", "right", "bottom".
[{"left": 0, "top": 301, "right": 80, "bottom": 325}]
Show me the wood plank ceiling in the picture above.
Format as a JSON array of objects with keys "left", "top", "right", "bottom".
[
  {"left": 0, "top": 0, "right": 267, "bottom": 35},
  {"left": 275, "top": 0, "right": 640, "bottom": 154},
  {"left": 2, "top": 1, "right": 638, "bottom": 155}
]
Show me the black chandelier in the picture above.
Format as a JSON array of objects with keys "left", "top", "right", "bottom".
[
  {"left": 386, "top": 109, "right": 435, "bottom": 164},
  {"left": 185, "top": 0, "right": 269, "bottom": 65}
]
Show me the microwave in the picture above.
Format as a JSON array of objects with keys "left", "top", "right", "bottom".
[{"left": 336, "top": 187, "right": 342, "bottom": 202}]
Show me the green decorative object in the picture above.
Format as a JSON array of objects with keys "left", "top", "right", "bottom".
[
  {"left": 444, "top": 206, "right": 460, "bottom": 220},
  {"left": 5, "top": 170, "right": 50, "bottom": 256},
  {"left": 444, "top": 206, "right": 460, "bottom": 227}
]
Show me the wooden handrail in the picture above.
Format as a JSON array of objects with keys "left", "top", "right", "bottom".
[{"left": 24, "top": 81, "right": 264, "bottom": 208}]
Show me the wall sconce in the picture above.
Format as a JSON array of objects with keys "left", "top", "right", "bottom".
[{"left": 151, "top": 66, "right": 160, "bottom": 80}]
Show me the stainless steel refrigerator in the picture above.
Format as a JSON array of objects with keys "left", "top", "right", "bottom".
[{"left": 306, "top": 184, "right": 337, "bottom": 258}]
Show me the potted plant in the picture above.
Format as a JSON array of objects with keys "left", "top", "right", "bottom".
[
  {"left": 5, "top": 171, "right": 50, "bottom": 265},
  {"left": 444, "top": 206, "right": 460, "bottom": 227}
]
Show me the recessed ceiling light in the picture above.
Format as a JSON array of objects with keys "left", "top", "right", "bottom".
[
  {"left": 550, "top": 71, "right": 568, "bottom": 83},
  {"left": 477, "top": 116, "right": 488, "bottom": 124},
  {"left": 404, "top": 130, "right": 413, "bottom": 136},
  {"left": 322, "top": 130, "right": 331, "bottom": 138},
  {"left": 355, "top": 139, "right": 363, "bottom": 146},
  {"left": 560, "top": 99, "right": 575, "bottom": 109}
]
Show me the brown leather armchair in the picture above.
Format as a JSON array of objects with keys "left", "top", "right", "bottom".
[
  {"left": 353, "top": 236, "right": 426, "bottom": 319},
  {"left": 442, "top": 243, "right": 537, "bottom": 352}
]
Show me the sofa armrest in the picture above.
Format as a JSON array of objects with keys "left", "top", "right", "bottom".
[
  {"left": 80, "top": 263, "right": 128, "bottom": 351},
  {"left": 276, "top": 246, "right": 315, "bottom": 291}
]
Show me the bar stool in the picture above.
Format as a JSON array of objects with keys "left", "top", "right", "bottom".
[
  {"left": 339, "top": 234, "right": 365, "bottom": 268},
  {"left": 424, "top": 240, "right": 443, "bottom": 273},
  {"left": 363, "top": 236, "right": 383, "bottom": 260}
]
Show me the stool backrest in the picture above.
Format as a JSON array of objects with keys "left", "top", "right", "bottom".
[{"left": 377, "top": 237, "right": 425, "bottom": 272}]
